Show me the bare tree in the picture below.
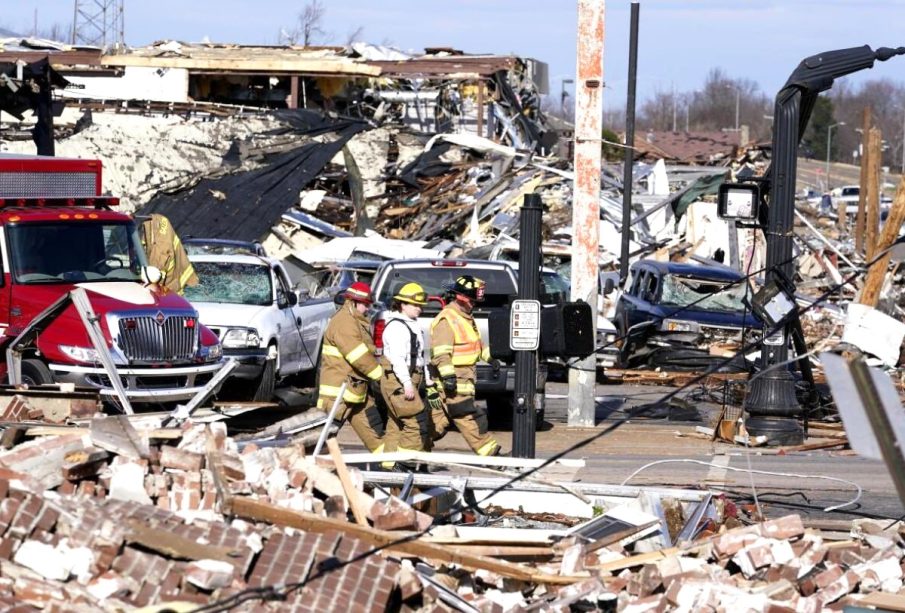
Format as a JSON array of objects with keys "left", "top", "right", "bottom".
[
  {"left": 830, "top": 78, "right": 905, "bottom": 169},
  {"left": 278, "top": 0, "right": 328, "bottom": 46},
  {"left": 39, "top": 22, "right": 70, "bottom": 42},
  {"left": 300, "top": 0, "right": 326, "bottom": 46},
  {"left": 345, "top": 25, "right": 365, "bottom": 46}
]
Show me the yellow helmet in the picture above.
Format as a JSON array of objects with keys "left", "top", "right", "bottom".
[{"left": 394, "top": 282, "right": 428, "bottom": 306}]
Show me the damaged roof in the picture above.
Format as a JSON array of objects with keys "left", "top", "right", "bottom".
[{"left": 633, "top": 130, "right": 745, "bottom": 165}]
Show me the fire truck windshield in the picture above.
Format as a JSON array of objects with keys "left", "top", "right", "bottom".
[{"left": 8, "top": 221, "right": 148, "bottom": 284}]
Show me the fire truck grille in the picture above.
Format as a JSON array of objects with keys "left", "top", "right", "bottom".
[{"left": 117, "top": 316, "right": 198, "bottom": 362}]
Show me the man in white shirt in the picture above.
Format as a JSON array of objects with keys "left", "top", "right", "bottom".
[{"left": 379, "top": 282, "right": 435, "bottom": 460}]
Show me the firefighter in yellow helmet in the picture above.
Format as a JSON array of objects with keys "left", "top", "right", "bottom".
[
  {"left": 429, "top": 275, "right": 502, "bottom": 456},
  {"left": 379, "top": 283, "right": 432, "bottom": 466},
  {"left": 316, "top": 282, "right": 385, "bottom": 452}
]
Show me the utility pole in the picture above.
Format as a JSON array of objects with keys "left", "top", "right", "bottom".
[
  {"left": 568, "top": 0, "right": 604, "bottom": 428},
  {"left": 671, "top": 82, "right": 677, "bottom": 132},
  {"left": 825, "top": 122, "right": 844, "bottom": 192},
  {"left": 865, "top": 127, "right": 882, "bottom": 261},
  {"left": 856, "top": 108, "right": 872, "bottom": 255},
  {"left": 619, "top": 3, "right": 638, "bottom": 283},
  {"left": 744, "top": 44, "right": 905, "bottom": 445}
]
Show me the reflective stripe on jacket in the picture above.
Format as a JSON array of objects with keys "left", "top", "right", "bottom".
[
  {"left": 140, "top": 213, "right": 198, "bottom": 295},
  {"left": 317, "top": 302, "right": 383, "bottom": 403},
  {"left": 430, "top": 301, "right": 485, "bottom": 398},
  {"left": 430, "top": 303, "right": 483, "bottom": 370}
]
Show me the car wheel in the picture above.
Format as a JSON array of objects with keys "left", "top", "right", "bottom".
[
  {"left": 252, "top": 358, "right": 276, "bottom": 402},
  {"left": 19, "top": 359, "right": 54, "bottom": 386}
]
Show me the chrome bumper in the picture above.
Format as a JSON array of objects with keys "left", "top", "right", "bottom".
[{"left": 50, "top": 361, "right": 225, "bottom": 403}]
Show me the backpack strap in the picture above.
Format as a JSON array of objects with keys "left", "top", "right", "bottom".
[{"left": 386, "top": 318, "right": 419, "bottom": 374}]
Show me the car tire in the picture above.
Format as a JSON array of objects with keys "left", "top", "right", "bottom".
[
  {"left": 252, "top": 358, "right": 276, "bottom": 402},
  {"left": 20, "top": 359, "right": 53, "bottom": 386}
]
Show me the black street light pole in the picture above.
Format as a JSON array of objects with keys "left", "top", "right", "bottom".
[
  {"left": 745, "top": 45, "right": 905, "bottom": 445},
  {"left": 512, "top": 193, "right": 542, "bottom": 458}
]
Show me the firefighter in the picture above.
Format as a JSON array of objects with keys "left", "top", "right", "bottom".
[
  {"left": 139, "top": 214, "right": 198, "bottom": 295},
  {"left": 429, "top": 275, "right": 502, "bottom": 456},
  {"left": 379, "top": 283, "right": 432, "bottom": 466},
  {"left": 316, "top": 282, "right": 385, "bottom": 452}
]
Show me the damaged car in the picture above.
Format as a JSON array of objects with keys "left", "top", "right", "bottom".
[{"left": 615, "top": 260, "right": 760, "bottom": 371}]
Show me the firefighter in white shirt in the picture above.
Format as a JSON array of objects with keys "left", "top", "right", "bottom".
[{"left": 379, "top": 283, "right": 434, "bottom": 459}]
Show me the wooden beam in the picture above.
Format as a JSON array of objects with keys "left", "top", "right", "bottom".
[
  {"left": 327, "top": 438, "right": 370, "bottom": 526},
  {"left": 227, "top": 496, "right": 583, "bottom": 585},
  {"left": 100, "top": 54, "right": 381, "bottom": 76},
  {"left": 331, "top": 450, "right": 584, "bottom": 469},
  {"left": 865, "top": 126, "right": 882, "bottom": 261},
  {"left": 859, "top": 178, "right": 905, "bottom": 306},
  {"left": 125, "top": 519, "right": 242, "bottom": 562},
  {"left": 855, "top": 107, "right": 872, "bottom": 254},
  {"left": 476, "top": 80, "right": 484, "bottom": 138}
]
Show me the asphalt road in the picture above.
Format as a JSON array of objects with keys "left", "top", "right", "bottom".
[
  {"left": 797, "top": 156, "right": 901, "bottom": 194},
  {"left": 330, "top": 378, "right": 903, "bottom": 524},
  {"left": 535, "top": 380, "right": 903, "bottom": 523}
]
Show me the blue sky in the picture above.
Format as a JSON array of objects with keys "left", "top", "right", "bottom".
[{"left": 6, "top": 1, "right": 905, "bottom": 110}]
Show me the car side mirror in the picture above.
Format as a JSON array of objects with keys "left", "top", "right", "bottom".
[
  {"left": 717, "top": 182, "right": 760, "bottom": 222},
  {"left": 287, "top": 292, "right": 298, "bottom": 307},
  {"left": 603, "top": 278, "right": 615, "bottom": 296}
]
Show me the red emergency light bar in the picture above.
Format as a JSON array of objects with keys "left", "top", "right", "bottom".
[{"left": 0, "top": 197, "right": 120, "bottom": 209}]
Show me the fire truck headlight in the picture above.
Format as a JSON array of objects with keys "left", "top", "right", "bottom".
[{"left": 59, "top": 345, "right": 101, "bottom": 364}]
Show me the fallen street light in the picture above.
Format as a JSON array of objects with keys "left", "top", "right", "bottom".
[{"left": 745, "top": 44, "right": 905, "bottom": 446}]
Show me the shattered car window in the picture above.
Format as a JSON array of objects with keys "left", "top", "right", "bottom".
[
  {"left": 658, "top": 274, "right": 748, "bottom": 313},
  {"left": 377, "top": 268, "right": 515, "bottom": 309},
  {"left": 185, "top": 262, "right": 273, "bottom": 306},
  {"left": 9, "top": 221, "right": 146, "bottom": 284},
  {"left": 540, "top": 271, "right": 569, "bottom": 304}
]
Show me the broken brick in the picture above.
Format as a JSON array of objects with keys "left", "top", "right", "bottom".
[{"left": 159, "top": 446, "right": 204, "bottom": 472}]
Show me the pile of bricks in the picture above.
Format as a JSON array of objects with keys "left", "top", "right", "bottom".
[
  {"left": 0, "top": 478, "right": 398, "bottom": 609},
  {"left": 521, "top": 514, "right": 905, "bottom": 612},
  {"left": 3, "top": 413, "right": 905, "bottom": 611}
]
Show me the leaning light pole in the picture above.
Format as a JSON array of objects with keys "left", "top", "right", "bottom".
[{"left": 745, "top": 45, "right": 905, "bottom": 445}]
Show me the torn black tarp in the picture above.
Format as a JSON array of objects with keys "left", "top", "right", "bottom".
[
  {"left": 398, "top": 141, "right": 454, "bottom": 188},
  {"left": 141, "top": 122, "right": 368, "bottom": 241}
]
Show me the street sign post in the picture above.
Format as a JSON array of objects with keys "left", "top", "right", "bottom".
[{"left": 510, "top": 299, "right": 541, "bottom": 351}]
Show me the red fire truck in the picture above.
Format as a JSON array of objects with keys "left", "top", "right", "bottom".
[{"left": 0, "top": 155, "right": 224, "bottom": 403}]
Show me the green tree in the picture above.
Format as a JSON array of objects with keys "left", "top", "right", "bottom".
[
  {"left": 801, "top": 95, "right": 836, "bottom": 161},
  {"left": 601, "top": 127, "right": 624, "bottom": 162}
]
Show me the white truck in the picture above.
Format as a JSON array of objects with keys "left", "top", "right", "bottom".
[
  {"left": 369, "top": 259, "right": 549, "bottom": 427},
  {"left": 184, "top": 252, "right": 334, "bottom": 400}
]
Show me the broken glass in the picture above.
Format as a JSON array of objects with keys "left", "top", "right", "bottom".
[
  {"left": 658, "top": 275, "right": 748, "bottom": 314},
  {"left": 185, "top": 262, "right": 273, "bottom": 306}
]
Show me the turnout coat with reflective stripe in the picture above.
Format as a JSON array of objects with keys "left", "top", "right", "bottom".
[
  {"left": 140, "top": 213, "right": 198, "bottom": 295},
  {"left": 430, "top": 301, "right": 489, "bottom": 398},
  {"left": 318, "top": 302, "right": 383, "bottom": 403}
]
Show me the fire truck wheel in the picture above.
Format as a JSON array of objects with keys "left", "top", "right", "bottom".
[
  {"left": 20, "top": 359, "right": 53, "bottom": 387},
  {"left": 252, "top": 358, "right": 276, "bottom": 402}
]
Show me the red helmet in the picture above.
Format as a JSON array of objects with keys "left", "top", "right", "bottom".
[{"left": 344, "top": 282, "right": 373, "bottom": 305}]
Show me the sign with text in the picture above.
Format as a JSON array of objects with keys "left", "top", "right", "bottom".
[{"left": 510, "top": 299, "right": 541, "bottom": 351}]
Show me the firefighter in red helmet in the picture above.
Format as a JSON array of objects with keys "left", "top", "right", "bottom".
[{"left": 316, "top": 282, "right": 385, "bottom": 452}]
